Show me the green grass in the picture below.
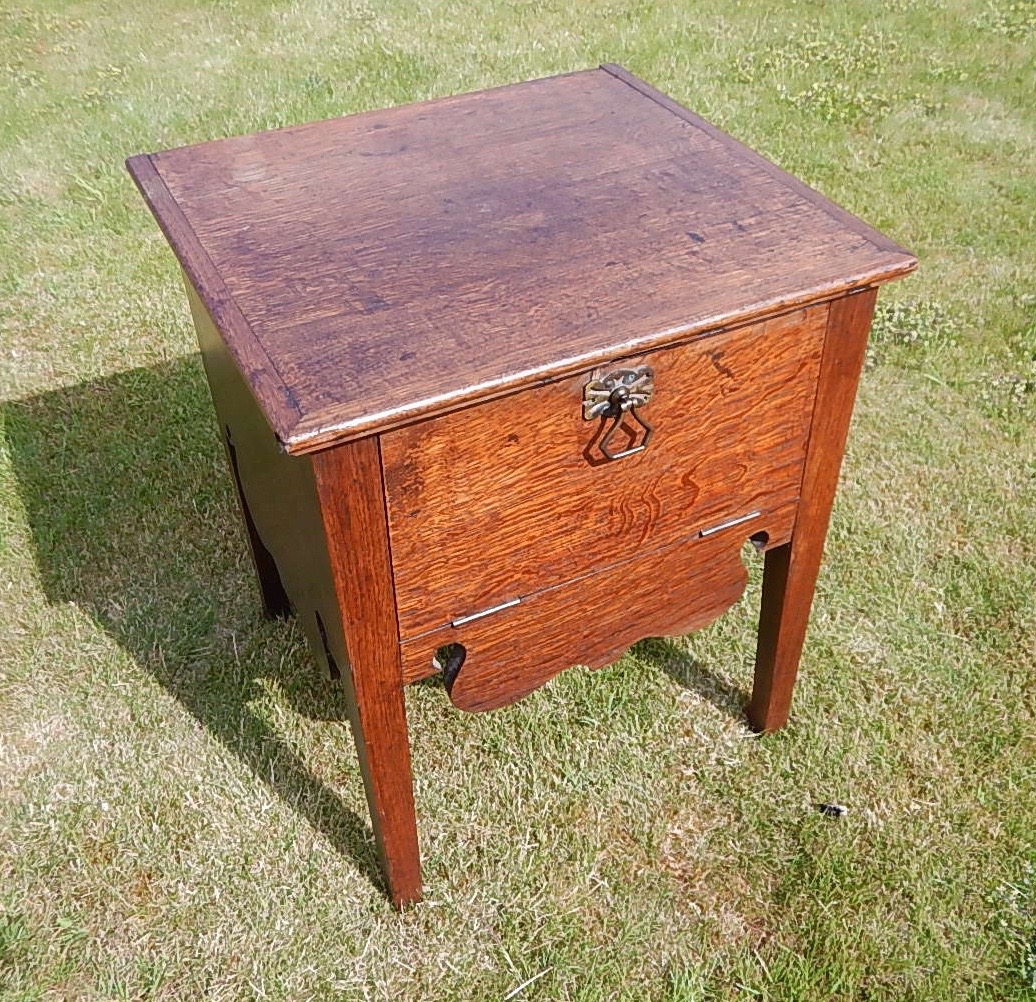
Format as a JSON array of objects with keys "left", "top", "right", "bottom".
[{"left": 1, "top": 0, "right": 1034, "bottom": 998}]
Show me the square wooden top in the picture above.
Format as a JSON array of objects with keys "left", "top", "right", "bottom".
[{"left": 127, "top": 65, "right": 915, "bottom": 454}]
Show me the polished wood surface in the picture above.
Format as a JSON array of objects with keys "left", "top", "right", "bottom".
[
  {"left": 131, "top": 157, "right": 302, "bottom": 440},
  {"left": 127, "top": 67, "right": 915, "bottom": 454},
  {"left": 600, "top": 65, "right": 912, "bottom": 259},
  {"left": 748, "top": 289, "right": 879, "bottom": 733},
  {"left": 401, "top": 503, "right": 798, "bottom": 711},
  {"left": 383, "top": 306, "right": 826, "bottom": 640},
  {"left": 313, "top": 442, "right": 422, "bottom": 907}
]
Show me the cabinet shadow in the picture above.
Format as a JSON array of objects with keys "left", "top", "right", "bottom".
[
  {"left": 4, "top": 357, "right": 383, "bottom": 893},
  {"left": 631, "top": 636, "right": 750, "bottom": 718},
  {"left": 5, "top": 357, "right": 753, "bottom": 897}
]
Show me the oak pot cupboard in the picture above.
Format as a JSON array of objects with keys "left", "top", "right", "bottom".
[{"left": 127, "top": 65, "right": 916, "bottom": 906}]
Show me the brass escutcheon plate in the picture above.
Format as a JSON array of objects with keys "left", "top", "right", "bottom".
[{"left": 582, "top": 366, "right": 654, "bottom": 420}]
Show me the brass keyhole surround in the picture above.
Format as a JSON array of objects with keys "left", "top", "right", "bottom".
[{"left": 583, "top": 366, "right": 655, "bottom": 461}]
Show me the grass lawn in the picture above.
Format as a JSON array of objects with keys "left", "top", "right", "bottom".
[{"left": 1, "top": 0, "right": 1034, "bottom": 998}]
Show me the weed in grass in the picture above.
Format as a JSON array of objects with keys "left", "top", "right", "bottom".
[
  {"left": 976, "top": 317, "right": 1036, "bottom": 430},
  {"left": 866, "top": 299, "right": 961, "bottom": 367},
  {"left": 781, "top": 79, "right": 891, "bottom": 126},
  {"left": 973, "top": 0, "right": 1036, "bottom": 39},
  {"left": 734, "top": 28, "right": 902, "bottom": 81},
  {"left": 735, "top": 28, "right": 901, "bottom": 124},
  {"left": 980, "top": 361, "right": 1036, "bottom": 420}
]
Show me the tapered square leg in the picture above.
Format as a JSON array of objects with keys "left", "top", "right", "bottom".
[
  {"left": 187, "top": 279, "right": 421, "bottom": 906},
  {"left": 313, "top": 440, "right": 423, "bottom": 907},
  {"left": 748, "top": 288, "right": 878, "bottom": 733}
]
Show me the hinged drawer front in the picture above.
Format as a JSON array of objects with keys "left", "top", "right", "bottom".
[
  {"left": 382, "top": 305, "right": 828, "bottom": 640},
  {"left": 399, "top": 501, "right": 798, "bottom": 710}
]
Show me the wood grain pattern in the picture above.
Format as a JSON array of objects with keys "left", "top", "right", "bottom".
[
  {"left": 383, "top": 306, "right": 826, "bottom": 641},
  {"left": 401, "top": 503, "right": 797, "bottom": 711},
  {"left": 747, "top": 288, "right": 878, "bottom": 733},
  {"left": 127, "top": 67, "right": 916, "bottom": 454},
  {"left": 313, "top": 441, "right": 422, "bottom": 907},
  {"left": 599, "top": 64, "right": 915, "bottom": 259}
]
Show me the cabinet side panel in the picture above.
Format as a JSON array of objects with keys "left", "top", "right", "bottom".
[{"left": 184, "top": 277, "right": 348, "bottom": 676}]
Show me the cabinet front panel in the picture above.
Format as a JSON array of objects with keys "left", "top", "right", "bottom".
[{"left": 382, "top": 305, "right": 828, "bottom": 640}]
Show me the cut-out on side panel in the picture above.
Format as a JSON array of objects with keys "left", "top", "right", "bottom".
[
  {"left": 315, "top": 610, "right": 341, "bottom": 681},
  {"left": 749, "top": 529, "right": 771, "bottom": 550},
  {"left": 224, "top": 424, "right": 292, "bottom": 618},
  {"left": 433, "top": 644, "right": 467, "bottom": 691},
  {"left": 402, "top": 502, "right": 797, "bottom": 712}
]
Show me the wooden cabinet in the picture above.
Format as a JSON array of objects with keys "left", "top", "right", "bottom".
[{"left": 128, "top": 64, "right": 915, "bottom": 907}]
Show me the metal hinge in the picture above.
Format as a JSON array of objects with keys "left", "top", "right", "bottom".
[
  {"left": 450, "top": 596, "right": 521, "bottom": 628},
  {"left": 698, "top": 510, "right": 762, "bottom": 538}
]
